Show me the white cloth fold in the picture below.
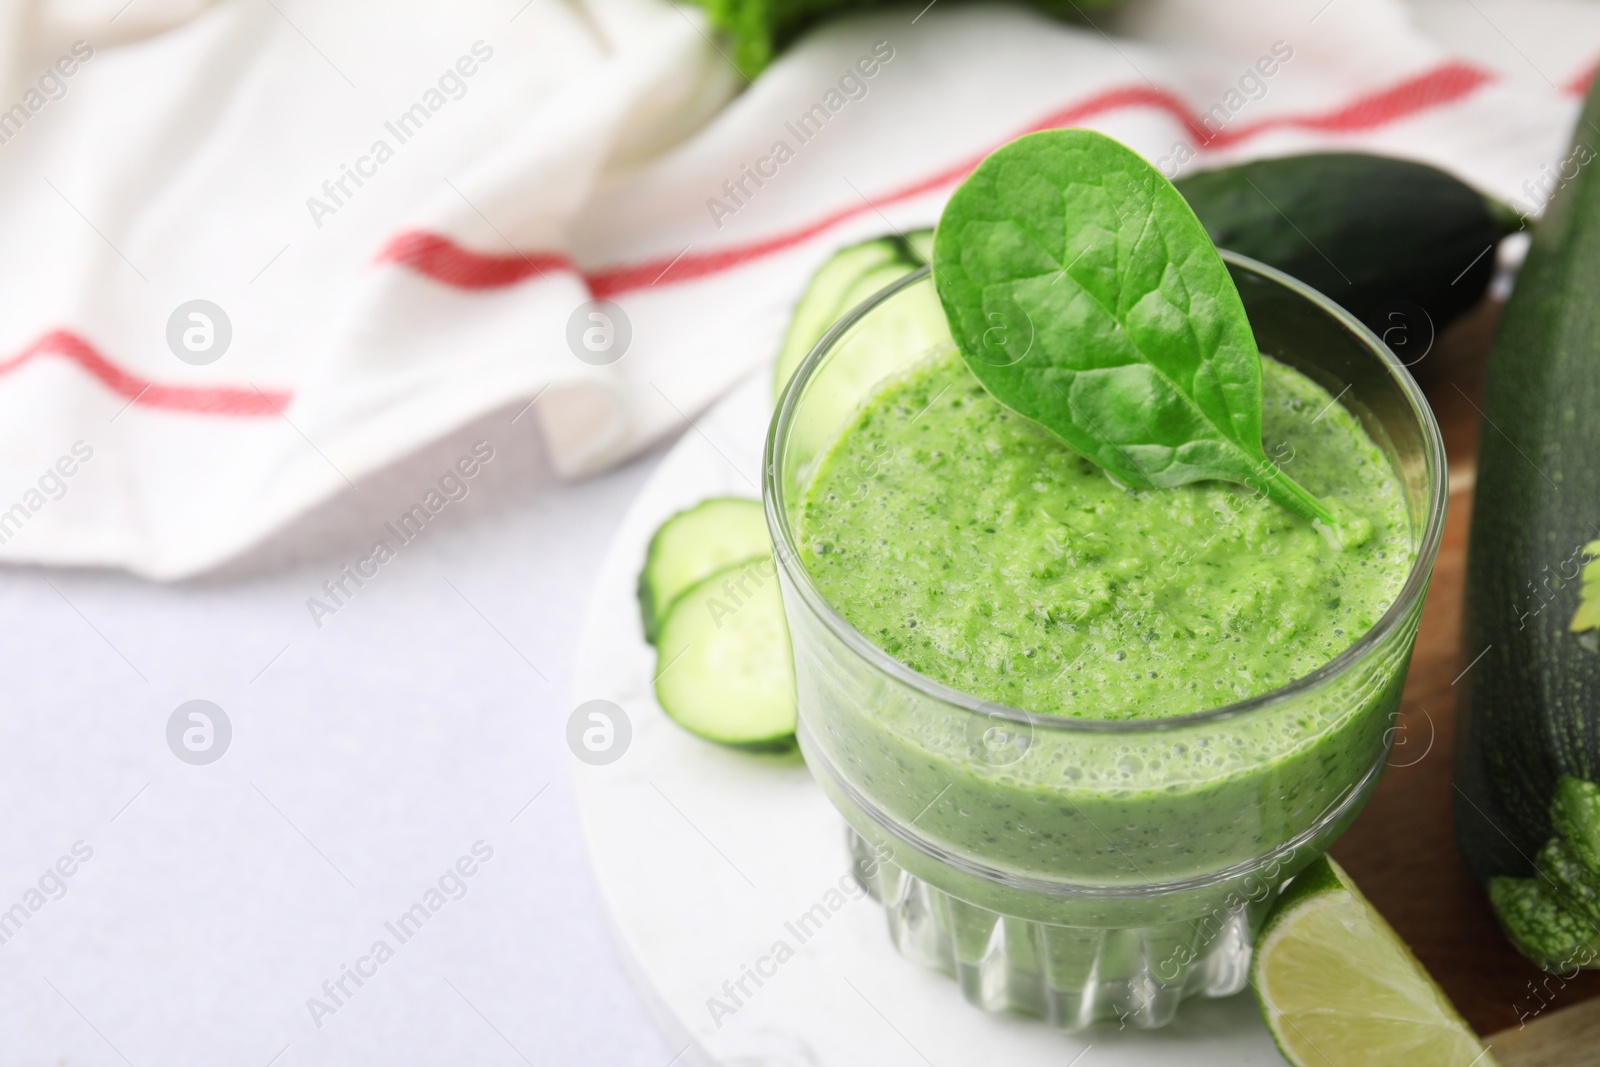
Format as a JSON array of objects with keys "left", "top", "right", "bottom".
[{"left": 0, "top": 0, "right": 1590, "bottom": 578}]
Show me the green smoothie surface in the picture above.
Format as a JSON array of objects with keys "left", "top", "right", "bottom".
[{"left": 798, "top": 350, "right": 1414, "bottom": 722}]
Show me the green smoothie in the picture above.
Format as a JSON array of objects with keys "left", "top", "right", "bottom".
[
  {"left": 799, "top": 350, "right": 1411, "bottom": 721},
  {"left": 794, "top": 348, "right": 1416, "bottom": 891}
]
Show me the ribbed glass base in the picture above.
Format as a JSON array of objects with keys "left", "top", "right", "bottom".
[{"left": 848, "top": 829, "right": 1266, "bottom": 1030}]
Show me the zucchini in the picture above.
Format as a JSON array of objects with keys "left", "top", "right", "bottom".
[
  {"left": 638, "top": 498, "right": 769, "bottom": 644},
  {"left": 1175, "top": 153, "right": 1519, "bottom": 343},
  {"left": 1453, "top": 78, "right": 1600, "bottom": 970},
  {"left": 771, "top": 230, "right": 932, "bottom": 399},
  {"left": 653, "top": 557, "right": 797, "bottom": 747}
]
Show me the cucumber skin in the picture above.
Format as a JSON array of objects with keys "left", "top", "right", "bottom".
[
  {"left": 1176, "top": 153, "right": 1514, "bottom": 337},
  {"left": 1453, "top": 77, "right": 1600, "bottom": 953},
  {"left": 638, "top": 537, "right": 664, "bottom": 643}
]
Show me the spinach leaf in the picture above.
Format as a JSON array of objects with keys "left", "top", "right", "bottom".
[{"left": 931, "top": 129, "right": 1336, "bottom": 528}]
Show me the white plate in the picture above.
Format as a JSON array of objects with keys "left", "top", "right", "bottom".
[{"left": 572, "top": 371, "right": 1285, "bottom": 1066}]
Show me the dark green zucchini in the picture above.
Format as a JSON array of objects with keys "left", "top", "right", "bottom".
[
  {"left": 1453, "top": 78, "right": 1600, "bottom": 970},
  {"left": 1176, "top": 153, "right": 1519, "bottom": 351}
]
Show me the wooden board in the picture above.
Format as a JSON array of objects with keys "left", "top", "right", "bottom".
[
  {"left": 1328, "top": 300, "right": 1600, "bottom": 1040},
  {"left": 1489, "top": 997, "right": 1600, "bottom": 1066}
]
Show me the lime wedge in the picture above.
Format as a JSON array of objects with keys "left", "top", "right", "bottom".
[{"left": 1252, "top": 856, "right": 1497, "bottom": 1066}]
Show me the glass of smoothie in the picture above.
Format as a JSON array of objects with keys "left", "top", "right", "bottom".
[{"left": 763, "top": 253, "right": 1446, "bottom": 1030}]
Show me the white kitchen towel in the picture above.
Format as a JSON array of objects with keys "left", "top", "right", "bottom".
[{"left": 0, "top": 0, "right": 1590, "bottom": 579}]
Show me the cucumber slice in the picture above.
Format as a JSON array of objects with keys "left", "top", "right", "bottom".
[
  {"left": 772, "top": 236, "right": 924, "bottom": 400},
  {"left": 654, "top": 558, "right": 797, "bottom": 747},
  {"left": 904, "top": 227, "right": 934, "bottom": 265},
  {"left": 777, "top": 271, "right": 955, "bottom": 472},
  {"left": 638, "top": 498, "right": 770, "bottom": 645}
]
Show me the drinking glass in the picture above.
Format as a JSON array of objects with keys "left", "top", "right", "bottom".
[{"left": 763, "top": 254, "right": 1447, "bottom": 1030}]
